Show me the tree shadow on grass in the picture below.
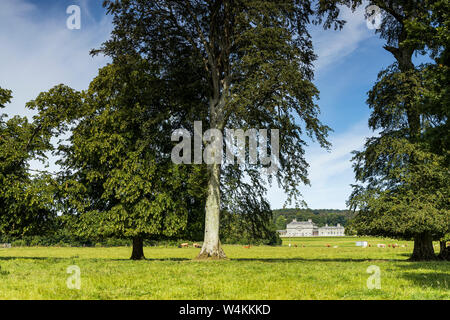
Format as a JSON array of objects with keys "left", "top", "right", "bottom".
[
  {"left": 231, "top": 257, "right": 406, "bottom": 263},
  {"left": 391, "top": 261, "right": 450, "bottom": 292},
  {"left": 0, "top": 256, "right": 403, "bottom": 263},
  {"left": 0, "top": 256, "right": 64, "bottom": 261},
  {"left": 111, "top": 258, "right": 191, "bottom": 262},
  {"left": 401, "top": 272, "right": 449, "bottom": 291},
  {"left": 0, "top": 256, "right": 190, "bottom": 262},
  {"left": 7, "top": 255, "right": 446, "bottom": 264},
  {"left": 394, "top": 260, "right": 450, "bottom": 271}
]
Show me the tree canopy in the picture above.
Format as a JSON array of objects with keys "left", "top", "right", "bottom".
[
  {"left": 95, "top": 0, "right": 357, "bottom": 258},
  {"left": 27, "top": 56, "right": 208, "bottom": 259},
  {"left": 345, "top": 0, "right": 449, "bottom": 260}
]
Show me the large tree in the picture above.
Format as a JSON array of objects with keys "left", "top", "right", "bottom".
[
  {"left": 344, "top": 0, "right": 449, "bottom": 260},
  {"left": 403, "top": 0, "right": 450, "bottom": 259},
  {"left": 28, "top": 57, "right": 207, "bottom": 259},
  {"left": 97, "top": 0, "right": 349, "bottom": 259}
]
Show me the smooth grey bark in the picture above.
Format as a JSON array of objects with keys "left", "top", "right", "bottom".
[
  {"left": 197, "top": 161, "right": 226, "bottom": 259},
  {"left": 196, "top": 77, "right": 228, "bottom": 259}
]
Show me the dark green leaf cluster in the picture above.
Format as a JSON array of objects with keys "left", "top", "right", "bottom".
[
  {"left": 28, "top": 58, "right": 207, "bottom": 240},
  {"left": 0, "top": 87, "right": 56, "bottom": 237},
  {"left": 347, "top": 1, "right": 449, "bottom": 245}
]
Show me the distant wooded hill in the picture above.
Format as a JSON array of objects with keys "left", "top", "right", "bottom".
[{"left": 272, "top": 209, "right": 356, "bottom": 230}]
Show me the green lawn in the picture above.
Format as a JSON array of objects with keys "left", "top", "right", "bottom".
[{"left": 0, "top": 237, "right": 448, "bottom": 299}]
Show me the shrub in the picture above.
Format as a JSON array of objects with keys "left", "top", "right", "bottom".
[{"left": 11, "top": 239, "right": 28, "bottom": 247}]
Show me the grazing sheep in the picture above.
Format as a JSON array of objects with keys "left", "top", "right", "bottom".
[
  {"left": 193, "top": 243, "right": 201, "bottom": 248},
  {"left": 180, "top": 243, "right": 189, "bottom": 248},
  {"left": 377, "top": 244, "right": 386, "bottom": 248}
]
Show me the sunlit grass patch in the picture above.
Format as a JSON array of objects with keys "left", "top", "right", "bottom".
[{"left": 0, "top": 237, "right": 448, "bottom": 299}]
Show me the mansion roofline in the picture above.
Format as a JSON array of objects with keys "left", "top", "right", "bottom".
[{"left": 277, "top": 219, "right": 345, "bottom": 237}]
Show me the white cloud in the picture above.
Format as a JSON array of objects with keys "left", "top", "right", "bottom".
[
  {"left": 311, "top": 3, "right": 374, "bottom": 72},
  {"left": 0, "top": 0, "right": 112, "bottom": 173},
  {"left": 0, "top": 0, "right": 112, "bottom": 119}
]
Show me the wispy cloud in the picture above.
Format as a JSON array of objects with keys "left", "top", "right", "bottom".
[
  {"left": 0, "top": 0, "right": 112, "bottom": 119},
  {"left": 311, "top": 3, "right": 374, "bottom": 72},
  {"left": 0, "top": 0, "right": 112, "bottom": 173}
]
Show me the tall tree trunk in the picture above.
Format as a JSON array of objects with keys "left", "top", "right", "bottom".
[
  {"left": 410, "top": 233, "right": 436, "bottom": 261},
  {"left": 197, "top": 162, "right": 226, "bottom": 259},
  {"left": 438, "top": 241, "right": 450, "bottom": 261},
  {"left": 130, "top": 236, "right": 145, "bottom": 260},
  {"left": 197, "top": 90, "right": 227, "bottom": 260}
]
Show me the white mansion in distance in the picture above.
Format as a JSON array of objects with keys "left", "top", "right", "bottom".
[{"left": 277, "top": 219, "right": 345, "bottom": 237}]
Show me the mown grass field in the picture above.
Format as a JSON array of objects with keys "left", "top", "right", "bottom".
[{"left": 0, "top": 237, "right": 448, "bottom": 300}]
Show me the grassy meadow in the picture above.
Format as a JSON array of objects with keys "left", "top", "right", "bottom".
[{"left": 0, "top": 236, "right": 448, "bottom": 300}]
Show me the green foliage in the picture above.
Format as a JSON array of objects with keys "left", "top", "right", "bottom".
[
  {"left": 98, "top": 1, "right": 344, "bottom": 253},
  {"left": 0, "top": 87, "right": 56, "bottom": 238},
  {"left": 220, "top": 210, "right": 282, "bottom": 245},
  {"left": 274, "top": 215, "right": 288, "bottom": 230},
  {"left": 3, "top": 1, "right": 447, "bottom": 257},
  {"left": 27, "top": 58, "right": 207, "bottom": 242},
  {"left": 347, "top": 1, "right": 449, "bottom": 253},
  {"left": 0, "top": 87, "right": 12, "bottom": 108}
]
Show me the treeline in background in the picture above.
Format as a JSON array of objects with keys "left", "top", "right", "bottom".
[{"left": 0, "top": 208, "right": 358, "bottom": 247}]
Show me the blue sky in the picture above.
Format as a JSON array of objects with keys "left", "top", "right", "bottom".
[{"left": 0, "top": 0, "right": 407, "bottom": 210}]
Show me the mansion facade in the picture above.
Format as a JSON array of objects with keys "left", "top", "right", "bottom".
[{"left": 277, "top": 219, "right": 345, "bottom": 237}]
